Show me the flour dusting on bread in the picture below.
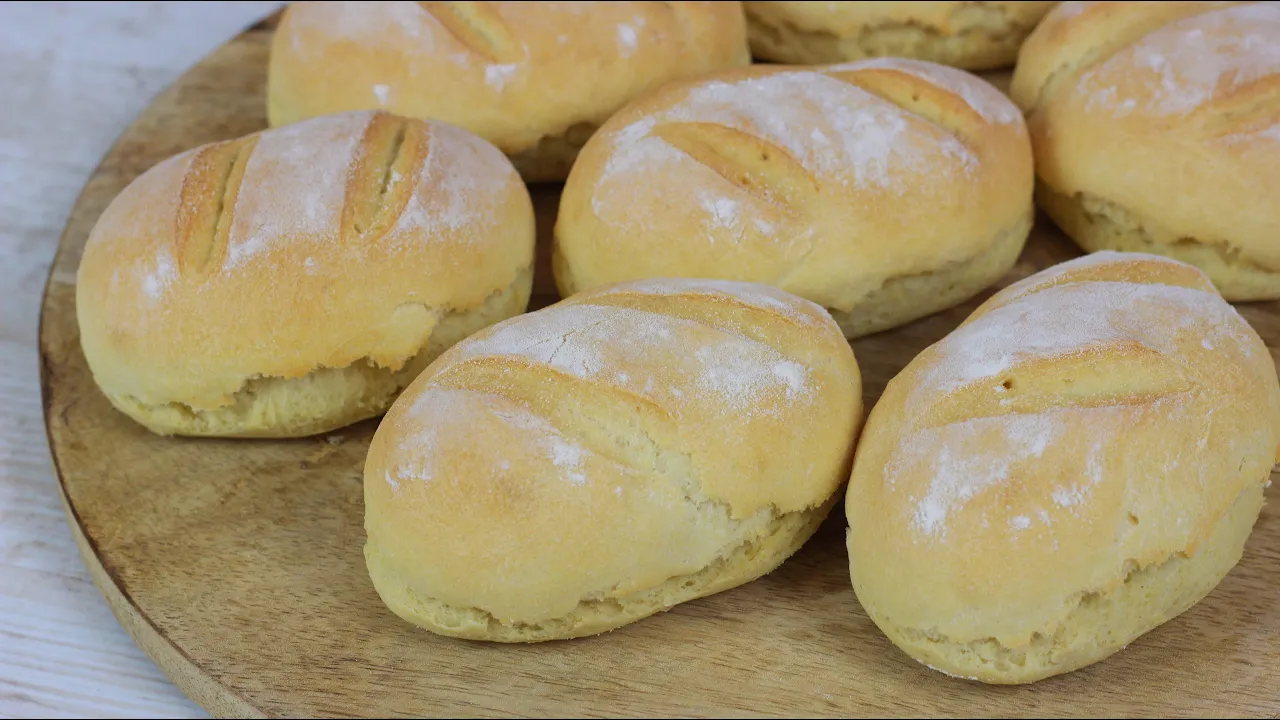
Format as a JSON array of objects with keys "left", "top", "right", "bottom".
[
  {"left": 915, "top": 280, "right": 1250, "bottom": 403},
  {"left": 141, "top": 249, "right": 177, "bottom": 302},
  {"left": 399, "top": 387, "right": 592, "bottom": 487},
  {"left": 898, "top": 413, "right": 1063, "bottom": 536},
  {"left": 388, "top": 122, "right": 514, "bottom": 242},
  {"left": 1081, "top": 4, "right": 1280, "bottom": 117},
  {"left": 595, "top": 69, "right": 977, "bottom": 213},
  {"left": 226, "top": 113, "right": 364, "bottom": 269},
  {"left": 890, "top": 254, "right": 1266, "bottom": 539},
  {"left": 457, "top": 302, "right": 814, "bottom": 414},
  {"left": 286, "top": 1, "right": 433, "bottom": 48}
]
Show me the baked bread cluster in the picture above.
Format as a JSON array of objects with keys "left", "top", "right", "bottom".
[{"left": 74, "top": 0, "right": 1278, "bottom": 683}]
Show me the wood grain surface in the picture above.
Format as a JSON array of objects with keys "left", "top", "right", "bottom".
[{"left": 38, "top": 15, "right": 1280, "bottom": 720}]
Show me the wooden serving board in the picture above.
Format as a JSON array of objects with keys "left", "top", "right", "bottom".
[{"left": 38, "top": 16, "right": 1280, "bottom": 719}]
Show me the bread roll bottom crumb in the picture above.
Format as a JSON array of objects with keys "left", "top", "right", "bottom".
[
  {"left": 747, "top": 4, "right": 1039, "bottom": 70},
  {"left": 106, "top": 271, "right": 531, "bottom": 438},
  {"left": 1039, "top": 185, "right": 1280, "bottom": 302}
]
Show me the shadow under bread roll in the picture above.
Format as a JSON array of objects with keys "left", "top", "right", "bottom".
[
  {"left": 76, "top": 110, "right": 534, "bottom": 438},
  {"left": 364, "top": 278, "right": 862, "bottom": 641},
  {"left": 846, "top": 251, "right": 1280, "bottom": 683}
]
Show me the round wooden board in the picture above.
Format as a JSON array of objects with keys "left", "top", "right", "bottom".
[{"left": 38, "top": 15, "right": 1280, "bottom": 720}]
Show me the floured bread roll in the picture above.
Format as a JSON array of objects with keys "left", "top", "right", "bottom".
[
  {"left": 555, "top": 59, "right": 1034, "bottom": 338},
  {"left": 268, "top": 1, "right": 751, "bottom": 182},
  {"left": 76, "top": 111, "right": 534, "bottom": 438},
  {"left": 847, "top": 251, "right": 1280, "bottom": 684},
  {"left": 1011, "top": 1, "right": 1280, "bottom": 300},
  {"left": 745, "top": 1, "right": 1060, "bottom": 70},
  {"left": 364, "top": 278, "right": 862, "bottom": 641}
]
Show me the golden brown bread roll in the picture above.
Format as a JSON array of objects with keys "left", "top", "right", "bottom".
[
  {"left": 745, "top": 1, "right": 1060, "bottom": 70},
  {"left": 1011, "top": 1, "right": 1280, "bottom": 300},
  {"left": 364, "top": 278, "right": 862, "bottom": 641},
  {"left": 554, "top": 59, "right": 1034, "bottom": 338},
  {"left": 76, "top": 111, "right": 534, "bottom": 438},
  {"left": 847, "top": 251, "right": 1280, "bottom": 684},
  {"left": 268, "top": 1, "right": 751, "bottom": 182}
]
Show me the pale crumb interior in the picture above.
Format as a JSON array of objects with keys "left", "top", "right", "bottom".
[{"left": 109, "top": 269, "right": 531, "bottom": 438}]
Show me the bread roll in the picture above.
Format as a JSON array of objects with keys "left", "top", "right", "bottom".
[
  {"left": 364, "top": 278, "right": 862, "bottom": 641},
  {"left": 1011, "top": 2, "right": 1280, "bottom": 300},
  {"left": 76, "top": 111, "right": 534, "bottom": 438},
  {"left": 846, "top": 251, "right": 1280, "bottom": 684},
  {"left": 268, "top": 1, "right": 751, "bottom": 182},
  {"left": 555, "top": 60, "right": 1034, "bottom": 338},
  {"left": 745, "top": 2, "right": 1059, "bottom": 70}
]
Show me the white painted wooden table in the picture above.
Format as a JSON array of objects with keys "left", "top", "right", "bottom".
[{"left": 0, "top": 3, "right": 281, "bottom": 717}]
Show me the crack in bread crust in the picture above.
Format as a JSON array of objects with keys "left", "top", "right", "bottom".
[
  {"left": 417, "top": 1, "right": 520, "bottom": 62},
  {"left": 824, "top": 66, "right": 986, "bottom": 145},
  {"left": 652, "top": 122, "right": 822, "bottom": 209},
  {"left": 175, "top": 136, "right": 258, "bottom": 276},
  {"left": 341, "top": 113, "right": 429, "bottom": 243}
]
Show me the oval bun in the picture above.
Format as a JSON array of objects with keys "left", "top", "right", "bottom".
[
  {"left": 1011, "top": 1, "right": 1280, "bottom": 300},
  {"left": 76, "top": 111, "right": 534, "bottom": 438},
  {"left": 847, "top": 251, "right": 1280, "bottom": 683},
  {"left": 268, "top": 1, "right": 751, "bottom": 182},
  {"left": 555, "top": 59, "right": 1033, "bottom": 338},
  {"left": 364, "top": 278, "right": 862, "bottom": 641}
]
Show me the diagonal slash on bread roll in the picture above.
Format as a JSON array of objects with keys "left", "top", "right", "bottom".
[
  {"left": 268, "top": 1, "right": 751, "bottom": 182},
  {"left": 555, "top": 58, "right": 1034, "bottom": 338},
  {"left": 846, "top": 251, "right": 1280, "bottom": 684},
  {"left": 364, "top": 278, "right": 862, "bottom": 641},
  {"left": 1011, "top": 1, "right": 1280, "bottom": 300},
  {"left": 76, "top": 110, "right": 535, "bottom": 438}
]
